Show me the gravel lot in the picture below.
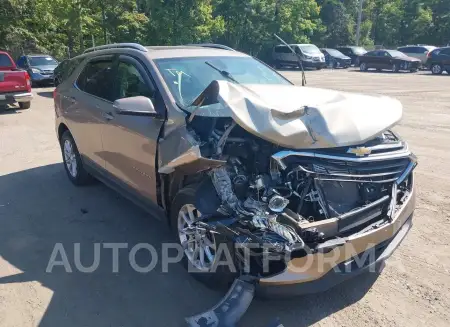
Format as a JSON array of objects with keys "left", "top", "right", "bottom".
[{"left": 0, "top": 69, "right": 449, "bottom": 327}]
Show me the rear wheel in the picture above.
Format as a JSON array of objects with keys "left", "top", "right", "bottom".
[
  {"left": 60, "top": 131, "right": 94, "bottom": 186},
  {"left": 170, "top": 186, "right": 237, "bottom": 290},
  {"left": 431, "top": 64, "right": 443, "bottom": 75},
  {"left": 19, "top": 102, "right": 31, "bottom": 109},
  {"left": 410, "top": 68, "right": 418, "bottom": 73},
  {"left": 359, "top": 62, "right": 367, "bottom": 71}
]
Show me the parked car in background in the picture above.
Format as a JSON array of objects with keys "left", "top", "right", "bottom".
[
  {"left": 0, "top": 50, "right": 32, "bottom": 109},
  {"left": 272, "top": 44, "right": 326, "bottom": 69},
  {"left": 336, "top": 46, "right": 367, "bottom": 66},
  {"left": 397, "top": 45, "right": 436, "bottom": 66},
  {"left": 16, "top": 54, "right": 59, "bottom": 86},
  {"left": 359, "top": 49, "right": 421, "bottom": 72},
  {"left": 426, "top": 47, "right": 450, "bottom": 75},
  {"left": 320, "top": 48, "right": 352, "bottom": 68}
]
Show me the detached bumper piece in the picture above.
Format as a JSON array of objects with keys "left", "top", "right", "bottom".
[{"left": 185, "top": 278, "right": 255, "bottom": 327}]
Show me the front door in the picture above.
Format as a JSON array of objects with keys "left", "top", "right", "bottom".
[{"left": 101, "top": 55, "right": 165, "bottom": 204}]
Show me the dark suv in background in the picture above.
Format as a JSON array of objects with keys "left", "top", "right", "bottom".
[
  {"left": 336, "top": 46, "right": 367, "bottom": 66},
  {"left": 426, "top": 47, "right": 450, "bottom": 75}
]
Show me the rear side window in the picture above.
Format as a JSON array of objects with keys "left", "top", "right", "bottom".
[
  {"left": 64, "top": 58, "right": 83, "bottom": 80},
  {"left": 76, "top": 59, "right": 115, "bottom": 101},
  {"left": 0, "top": 54, "right": 13, "bottom": 67},
  {"left": 440, "top": 48, "right": 450, "bottom": 55}
]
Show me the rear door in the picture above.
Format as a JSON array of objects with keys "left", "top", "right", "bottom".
[
  {"left": 101, "top": 54, "right": 165, "bottom": 204},
  {"left": 66, "top": 55, "right": 116, "bottom": 169},
  {"left": 362, "top": 51, "right": 377, "bottom": 68}
]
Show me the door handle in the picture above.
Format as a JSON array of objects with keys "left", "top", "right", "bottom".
[{"left": 103, "top": 112, "right": 114, "bottom": 121}]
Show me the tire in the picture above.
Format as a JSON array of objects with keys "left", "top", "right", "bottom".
[
  {"left": 316, "top": 67, "right": 323, "bottom": 70},
  {"left": 60, "top": 131, "right": 94, "bottom": 186},
  {"left": 376, "top": 68, "right": 381, "bottom": 72},
  {"left": 170, "top": 186, "right": 237, "bottom": 290},
  {"left": 410, "top": 68, "right": 418, "bottom": 73},
  {"left": 19, "top": 102, "right": 31, "bottom": 109},
  {"left": 431, "top": 64, "right": 443, "bottom": 75},
  {"left": 391, "top": 63, "right": 399, "bottom": 73},
  {"left": 359, "top": 62, "right": 367, "bottom": 71}
]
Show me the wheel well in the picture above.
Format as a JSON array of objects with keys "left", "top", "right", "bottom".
[
  {"left": 58, "top": 123, "right": 69, "bottom": 141},
  {"left": 161, "top": 171, "right": 206, "bottom": 218}
]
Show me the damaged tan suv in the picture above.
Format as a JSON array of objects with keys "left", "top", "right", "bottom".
[{"left": 55, "top": 43, "right": 417, "bottom": 298}]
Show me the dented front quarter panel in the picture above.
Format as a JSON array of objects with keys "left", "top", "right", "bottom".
[{"left": 158, "top": 124, "right": 225, "bottom": 175}]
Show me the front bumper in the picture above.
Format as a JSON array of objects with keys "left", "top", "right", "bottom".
[
  {"left": 256, "top": 183, "right": 416, "bottom": 298},
  {"left": 302, "top": 60, "right": 326, "bottom": 68},
  {"left": 30, "top": 72, "right": 54, "bottom": 82},
  {"left": 0, "top": 92, "right": 33, "bottom": 104}
]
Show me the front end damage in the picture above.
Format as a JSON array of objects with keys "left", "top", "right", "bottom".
[{"left": 159, "top": 81, "right": 417, "bottom": 324}]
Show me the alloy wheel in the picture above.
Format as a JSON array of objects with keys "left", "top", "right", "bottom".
[
  {"left": 63, "top": 139, "right": 78, "bottom": 178},
  {"left": 177, "top": 204, "right": 216, "bottom": 272},
  {"left": 432, "top": 64, "right": 442, "bottom": 74}
]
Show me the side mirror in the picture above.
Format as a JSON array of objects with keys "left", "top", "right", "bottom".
[{"left": 113, "top": 96, "right": 160, "bottom": 117}]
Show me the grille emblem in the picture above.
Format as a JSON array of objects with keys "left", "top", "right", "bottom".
[{"left": 347, "top": 146, "right": 372, "bottom": 156}]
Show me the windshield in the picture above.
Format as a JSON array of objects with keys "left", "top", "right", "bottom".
[
  {"left": 352, "top": 47, "right": 367, "bottom": 55},
  {"left": 298, "top": 44, "right": 321, "bottom": 54},
  {"left": 325, "top": 49, "right": 345, "bottom": 57},
  {"left": 155, "top": 56, "right": 290, "bottom": 108},
  {"left": 386, "top": 50, "right": 408, "bottom": 58},
  {"left": 29, "top": 56, "right": 58, "bottom": 66}
]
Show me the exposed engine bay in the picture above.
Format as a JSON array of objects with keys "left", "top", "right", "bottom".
[{"left": 166, "top": 114, "right": 416, "bottom": 277}]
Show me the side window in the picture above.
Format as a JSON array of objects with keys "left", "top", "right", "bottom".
[
  {"left": 440, "top": 48, "right": 450, "bottom": 56},
  {"left": 382, "top": 51, "right": 390, "bottom": 57},
  {"left": 0, "top": 54, "right": 13, "bottom": 67},
  {"left": 65, "top": 58, "right": 82, "bottom": 79},
  {"left": 76, "top": 59, "right": 115, "bottom": 101},
  {"left": 366, "top": 51, "right": 376, "bottom": 56},
  {"left": 398, "top": 47, "right": 407, "bottom": 53},
  {"left": 115, "top": 61, "right": 155, "bottom": 100}
]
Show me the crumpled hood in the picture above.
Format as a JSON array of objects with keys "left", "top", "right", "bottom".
[{"left": 197, "top": 81, "right": 402, "bottom": 149}]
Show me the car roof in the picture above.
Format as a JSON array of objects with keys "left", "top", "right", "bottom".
[
  {"left": 144, "top": 46, "right": 248, "bottom": 59},
  {"left": 27, "top": 54, "right": 53, "bottom": 57}
]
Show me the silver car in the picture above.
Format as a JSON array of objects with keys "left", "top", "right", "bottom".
[
  {"left": 54, "top": 43, "right": 416, "bottom": 298},
  {"left": 397, "top": 45, "right": 436, "bottom": 65}
]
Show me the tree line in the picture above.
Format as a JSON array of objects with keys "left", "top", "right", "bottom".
[{"left": 0, "top": 0, "right": 449, "bottom": 61}]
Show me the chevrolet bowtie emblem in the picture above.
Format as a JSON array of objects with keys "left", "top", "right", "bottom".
[{"left": 347, "top": 146, "right": 372, "bottom": 156}]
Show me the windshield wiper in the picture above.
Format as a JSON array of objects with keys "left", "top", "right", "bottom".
[
  {"left": 274, "top": 34, "right": 307, "bottom": 86},
  {"left": 205, "top": 61, "right": 240, "bottom": 84}
]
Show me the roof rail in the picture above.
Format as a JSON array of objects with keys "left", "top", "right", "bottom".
[
  {"left": 185, "top": 43, "right": 236, "bottom": 51},
  {"left": 83, "top": 43, "right": 148, "bottom": 54}
]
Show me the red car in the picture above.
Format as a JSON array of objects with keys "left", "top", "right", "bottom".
[{"left": 0, "top": 50, "right": 33, "bottom": 109}]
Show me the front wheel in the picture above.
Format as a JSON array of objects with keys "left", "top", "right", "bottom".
[
  {"left": 431, "top": 64, "right": 443, "bottom": 75},
  {"left": 60, "top": 131, "right": 94, "bottom": 186},
  {"left": 391, "top": 63, "right": 399, "bottom": 73},
  {"left": 19, "top": 102, "right": 31, "bottom": 109},
  {"left": 170, "top": 186, "right": 237, "bottom": 290},
  {"left": 359, "top": 62, "right": 367, "bottom": 71}
]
